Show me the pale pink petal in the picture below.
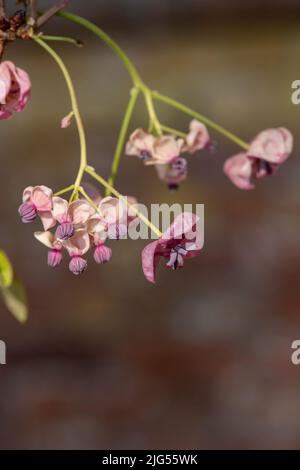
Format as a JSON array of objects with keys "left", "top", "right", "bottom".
[
  {"left": 31, "top": 186, "right": 53, "bottom": 211},
  {"left": 22, "top": 186, "right": 34, "bottom": 203},
  {"left": 34, "top": 231, "right": 60, "bottom": 249},
  {"left": 68, "top": 200, "right": 95, "bottom": 225},
  {"left": 223, "top": 152, "right": 255, "bottom": 190},
  {"left": 248, "top": 127, "right": 293, "bottom": 164},
  {"left": 99, "top": 197, "right": 127, "bottom": 225},
  {"left": 184, "top": 120, "right": 210, "bottom": 153},
  {"left": 52, "top": 196, "right": 69, "bottom": 224},
  {"left": 150, "top": 136, "right": 184, "bottom": 165},
  {"left": 39, "top": 211, "right": 56, "bottom": 231},
  {"left": 162, "top": 212, "right": 200, "bottom": 244},
  {"left": 141, "top": 240, "right": 160, "bottom": 284},
  {"left": 64, "top": 229, "right": 90, "bottom": 257},
  {"left": 126, "top": 129, "right": 155, "bottom": 157}
]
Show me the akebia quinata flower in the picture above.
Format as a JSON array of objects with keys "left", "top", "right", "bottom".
[
  {"left": 18, "top": 186, "right": 55, "bottom": 230},
  {"left": 156, "top": 157, "right": 188, "bottom": 190},
  {"left": 126, "top": 120, "right": 210, "bottom": 189},
  {"left": 0, "top": 61, "right": 31, "bottom": 119},
  {"left": 52, "top": 197, "right": 95, "bottom": 241},
  {"left": 34, "top": 231, "right": 63, "bottom": 268},
  {"left": 223, "top": 128, "right": 293, "bottom": 190},
  {"left": 142, "top": 212, "right": 202, "bottom": 283}
]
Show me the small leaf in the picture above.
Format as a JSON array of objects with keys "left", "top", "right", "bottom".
[
  {"left": 2, "top": 278, "right": 28, "bottom": 323},
  {"left": 0, "top": 250, "right": 13, "bottom": 288}
]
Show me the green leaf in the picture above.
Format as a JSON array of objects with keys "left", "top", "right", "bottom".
[
  {"left": 1, "top": 278, "right": 28, "bottom": 323},
  {"left": 0, "top": 250, "right": 13, "bottom": 288}
]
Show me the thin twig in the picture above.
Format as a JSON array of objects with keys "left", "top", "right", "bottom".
[
  {"left": 30, "top": 0, "right": 37, "bottom": 22},
  {"left": 37, "top": 0, "right": 69, "bottom": 28},
  {"left": 0, "top": 1, "right": 5, "bottom": 20}
]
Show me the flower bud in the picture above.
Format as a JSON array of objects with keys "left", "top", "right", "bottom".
[
  {"left": 55, "top": 223, "right": 74, "bottom": 241},
  {"left": 94, "top": 245, "right": 112, "bottom": 264},
  {"left": 18, "top": 202, "right": 37, "bottom": 223},
  {"left": 69, "top": 256, "right": 87, "bottom": 275},
  {"left": 47, "top": 249, "right": 63, "bottom": 268}
]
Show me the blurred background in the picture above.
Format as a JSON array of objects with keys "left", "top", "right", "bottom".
[{"left": 0, "top": 0, "right": 300, "bottom": 450}]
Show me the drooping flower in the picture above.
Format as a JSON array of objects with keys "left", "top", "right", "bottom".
[
  {"left": 223, "top": 152, "right": 255, "bottom": 190},
  {"left": 183, "top": 119, "right": 210, "bottom": 154},
  {"left": 91, "top": 195, "right": 138, "bottom": 240},
  {"left": 155, "top": 157, "right": 188, "bottom": 190},
  {"left": 0, "top": 61, "right": 31, "bottom": 119},
  {"left": 52, "top": 197, "right": 95, "bottom": 241},
  {"left": 142, "top": 212, "right": 202, "bottom": 283},
  {"left": 34, "top": 231, "right": 63, "bottom": 268},
  {"left": 223, "top": 128, "right": 293, "bottom": 190},
  {"left": 148, "top": 135, "right": 185, "bottom": 165},
  {"left": 126, "top": 129, "right": 155, "bottom": 161},
  {"left": 248, "top": 127, "right": 293, "bottom": 164},
  {"left": 19, "top": 186, "right": 55, "bottom": 230},
  {"left": 64, "top": 229, "right": 90, "bottom": 275}
]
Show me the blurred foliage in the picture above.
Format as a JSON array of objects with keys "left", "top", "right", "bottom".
[{"left": 0, "top": 251, "right": 28, "bottom": 323}]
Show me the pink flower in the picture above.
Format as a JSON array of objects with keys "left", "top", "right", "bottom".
[
  {"left": 155, "top": 157, "right": 188, "bottom": 190},
  {"left": 52, "top": 197, "right": 95, "bottom": 240},
  {"left": 91, "top": 196, "right": 138, "bottom": 239},
  {"left": 19, "top": 185, "right": 55, "bottom": 230},
  {"left": 126, "top": 129, "right": 155, "bottom": 162},
  {"left": 142, "top": 212, "right": 202, "bottom": 283},
  {"left": 223, "top": 152, "right": 255, "bottom": 190},
  {"left": 34, "top": 231, "right": 63, "bottom": 268},
  {"left": 148, "top": 136, "right": 184, "bottom": 165},
  {"left": 126, "top": 129, "right": 184, "bottom": 165},
  {"left": 183, "top": 120, "right": 210, "bottom": 154},
  {"left": 64, "top": 229, "right": 90, "bottom": 275},
  {"left": 0, "top": 61, "right": 31, "bottom": 119},
  {"left": 224, "top": 128, "right": 293, "bottom": 190},
  {"left": 248, "top": 127, "right": 293, "bottom": 164}
]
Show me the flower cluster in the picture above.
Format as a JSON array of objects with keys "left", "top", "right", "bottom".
[
  {"left": 223, "top": 128, "right": 293, "bottom": 190},
  {"left": 126, "top": 120, "right": 210, "bottom": 189},
  {"left": 18, "top": 185, "right": 138, "bottom": 275}
]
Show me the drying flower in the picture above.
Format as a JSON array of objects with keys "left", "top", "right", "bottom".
[
  {"left": 19, "top": 185, "right": 55, "bottom": 230},
  {"left": 223, "top": 128, "right": 293, "bottom": 189},
  {"left": 0, "top": 61, "right": 31, "bottom": 119},
  {"left": 142, "top": 212, "right": 202, "bottom": 283}
]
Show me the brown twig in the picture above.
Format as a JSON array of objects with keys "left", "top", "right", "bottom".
[
  {"left": 29, "top": 0, "right": 37, "bottom": 23},
  {"left": 0, "top": 1, "right": 5, "bottom": 20},
  {"left": 37, "top": 0, "right": 69, "bottom": 28}
]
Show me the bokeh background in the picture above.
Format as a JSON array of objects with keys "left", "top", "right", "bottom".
[{"left": 0, "top": 0, "right": 300, "bottom": 450}]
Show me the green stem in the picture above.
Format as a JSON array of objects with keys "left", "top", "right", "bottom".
[
  {"left": 38, "top": 34, "right": 84, "bottom": 47},
  {"left": 161, "top": 125, "right": 187, "bottom": 139},
  {"left": 33, "top": 37, "right": 88, "bottom": 200},
  {"left": 85, "top": 166, "right": 162, "bottom": 237},
  {"left": 106, "top": 87, "right": 140, "bottom": 196},
  {"left": 144, "top": 88, "right": 162, "bottom": 135},
  {"left": 78, "top": 187, "right": 100, "bottom": 212},
  {"left": 54, "top": 184, "right": 75, "bottom": 196},
  {"left": 58, "top": 11, "right": 144, "bottom": 88},
  {"left": 152, "top": 91, "right": 250, "bottom": 150}
]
